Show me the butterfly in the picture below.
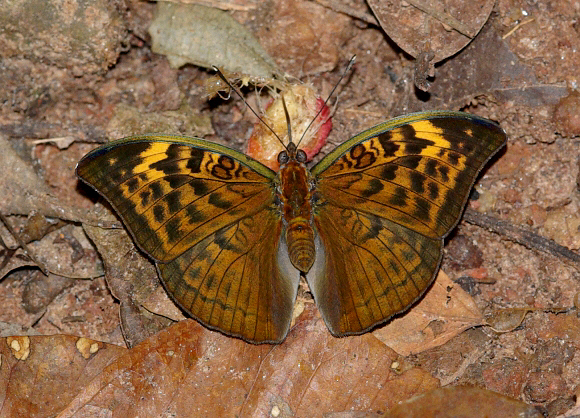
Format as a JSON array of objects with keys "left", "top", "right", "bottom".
[{"left": 76, "top": 110, "right": 506, "bottom": 344}]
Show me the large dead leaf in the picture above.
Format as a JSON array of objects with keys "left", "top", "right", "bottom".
[
  {"left": 405, "top": 21, "right": 568, "bottom": 111},
  {"left": 1, "top": 306, "right": 440, "bottom": 417},
  {"left": 0, "top": 137, "right": 97, "bottom": 224},
  {"left": 372, "top": 271, "right": 484, "bottom": 356},
  {"left": 368, "top": 0, "right": 494, "bottom": 63},
  {"left": 0, "top": 335, "right": 125, "bottom": 417}
]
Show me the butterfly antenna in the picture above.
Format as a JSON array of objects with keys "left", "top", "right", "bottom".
[
  {"left": 281, "top": 94, "right": 294, "bottom": 148},
  {"left": 295, "top": 55, "right": 356, "bottom": 149},
  {"left": 212, "top": 67, "right": 287, "bottom": 149}
]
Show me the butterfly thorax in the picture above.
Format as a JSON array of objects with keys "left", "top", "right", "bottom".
[{"left": 277, "top": 149, "right": 316, "bottom": 273}]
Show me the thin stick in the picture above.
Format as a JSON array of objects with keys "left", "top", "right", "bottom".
[
  {"left": 0, "top": 212, "right": 49, "bottom": 276},
  {"left": 406, "top": 0, "right": 475, "bottom": 38},
  {"left": 463, "top": 208, "right": 580, "bottom": 267},
  {"left": 502, "top": 18, "right": 535, "bottom": 39}
]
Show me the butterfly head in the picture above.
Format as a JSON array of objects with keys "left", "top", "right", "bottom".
[{"left": 277, "top": 142, "right": 308, "bottom": 166}]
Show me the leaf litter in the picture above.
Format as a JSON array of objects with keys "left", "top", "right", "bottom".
[{"left": 0, "top": 0, "right": 579, "bottom": 416}]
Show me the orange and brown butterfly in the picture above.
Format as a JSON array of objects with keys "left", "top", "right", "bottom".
[{"left": 76, "top": 110, "right": 506, "bottom": 344}]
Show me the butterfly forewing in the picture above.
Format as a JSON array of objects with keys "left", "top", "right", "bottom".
[
  {"left": 309, "top": 112, "right": 506, "bottom": 336},
  {"left": 77, "top": 135, "right": 300, "bottom": 343},
  {"left": 76, "top": 135, "right": 276, "bottom": 262}
]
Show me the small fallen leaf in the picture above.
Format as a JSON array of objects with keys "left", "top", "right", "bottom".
[
  {"left": 382, "top": 386, "right": 542, "bottom": 417},
  {"left": 372, "top": 270, "right": 484, "bottom": 356},
  {"left": 149, "top": 3, "right": 280, "bottom": 78}
]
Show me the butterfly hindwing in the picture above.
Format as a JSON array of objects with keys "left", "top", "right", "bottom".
[
  {"left": 77, "top": 135, "right": 300, "bottom": 343},
  {"left": 159, "top": 207, "right": 300, "bottom": 343},
  {"left": 309, "top": 204, "right": 441, "bottom": 336},
  {"left": 310, "top": 111, "right": 506, "bottom": 335}
]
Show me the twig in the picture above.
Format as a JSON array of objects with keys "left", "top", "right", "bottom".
[
  {"left": 405, "top": 0, "right": 475, "bottom": 38},
  {"left": 463, "top": 208, "right": 580, "bottom": 266},
  {"left": 312, "top": 0, "right": 379, "bottom": 26},
  {"left": 0, "top": 212, "right": 49, "bottom": 275},
  {"left": 502, "top": 18, "right": 535, "bottom": 39}
]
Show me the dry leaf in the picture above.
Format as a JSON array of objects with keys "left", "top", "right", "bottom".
[
  {"left": 2, "top": 307, "right": 441, "bottom": 416},
  {"left": 368, "top": 0, "right": 494, "bottom": 63},
  {"left": 383, "top": 386, "right": 542, "bottom": 417},
  {"left": 149, "top": 2, "right": 280, "bottom": 77},
  {"left": 0, "top": 335, "right": 125, "bottom": 416},
  {"left": 372, "top": 271, "right": 484, "bottom": 356}
]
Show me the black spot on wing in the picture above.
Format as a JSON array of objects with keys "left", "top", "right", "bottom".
[
  {"left": 150, "top": 182, "right": 164, "bottom": 200},
  {"left": 166, "top": 190, "right": 182, "bottom": 214},
  {"left": 190, "top": 178, "right": 209, "bottom": 196},
  {"left": 377, "top": 132, "right": 400, "bottom": 157},
  {"left": 165, "top": 217, "right": 182, "bottom": 244},
  {"left": 409, "top": 171, "right": 425, "bottom": 194},
  {"left": 139, "top": 190, "right": 151, "bottom": 207},
  {"left": 185, "top": 204, "right": 207, "bottom": 223},
  {"left": 388, "top": 186, "right": 408, "bottom": 207},
  {"left": 167, "top": 175, "right": 191, "bottom": 189},
  {"left": 208, "top": 193, "right": 232, "bottom": 209},
  {"left": 438, "top": 165, "right": 450, "bottom": 183},
  {"left": 126, "top": 177, "right": 140, "bottom": 194},
  {"left": 399, "top": 155, "right": 421, "bottom": 170},
  {"left": 425, "top": 159, "right": 438, "bottom": 177},
  {"left": 149, "top": 144, "right": 182, "bottom": 174},
  {"left": 186, "top": 148, "right": 206, "bottom": 174},
  {"left": 361, "top": 178, "right": 384, "bottom": 198},
  {"left": 413, "top": 197, "right": 432, "bottom": 222},
  {"left": 153, "top": 204, "right": 165, "bottom": 223},
  {"left": 448, "top": 151, "right": 460, "bottom": 166},
  {"left": 381, "top": 165, "right": 397, "bottom": 181},
  {"left": 405, "top": 137, "right": 435, "bottom": 155},
  {"left": 428, "top": 183, "right": 439, "bottom": 200}
]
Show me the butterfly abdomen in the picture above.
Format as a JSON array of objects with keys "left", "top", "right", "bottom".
[{"left": 285, "top": 218, "right": 315, "bottom": 272}]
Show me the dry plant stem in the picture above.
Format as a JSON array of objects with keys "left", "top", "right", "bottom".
[
  {"left": 159, "top": 0, "right": 256, "bottom": 12},
  {"left": 405, "top": 0, "right": 475, "bottom": 38},
  {"left": 463, "top": 208, "right": 580, "bottom": 266},
  {"left": 313, "top": 0, "right": 379, "bottom": 25},
  {"left": 502, "top": 17, "right": 535, "bottom": 39},
  {"left": 0, "top": 212, "right": 48, "bottom": 275}
]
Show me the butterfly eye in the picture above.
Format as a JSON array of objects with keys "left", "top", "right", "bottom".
[
  {"left": 278, "top": 150, "right": 289, "bottom": 164},
  {"left": 296, "top": 149, "right": 307, "bottom": 163}
]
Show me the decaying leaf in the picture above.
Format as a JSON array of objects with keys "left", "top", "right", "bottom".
[
  {"left": 404, "top": 22, "right": 568, "bottom": 111},
  {"left": 1, "top": 309, "right": 442, "bottom": 416},
  {"left": 0, "top": 137, "right": 93, "bottom": 224},
  {"left": 149, "top": 2, "right": 280, "bottom": 78},
  {"left": 368, "top": 0, "right": 494, "bottom": 90},
  {"left": 383, "top": 386, "right": 542, "bottom": 417},
  {"left": 372, "top": 271, "right": 484, "bottom": 356}
]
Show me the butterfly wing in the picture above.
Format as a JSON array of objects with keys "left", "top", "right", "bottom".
[
  {"left": 309, "top": 111, "right": 507, "bottom": 336},
  {"left": 77, "top": 135, "right": 300, "bottom": 343}
]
